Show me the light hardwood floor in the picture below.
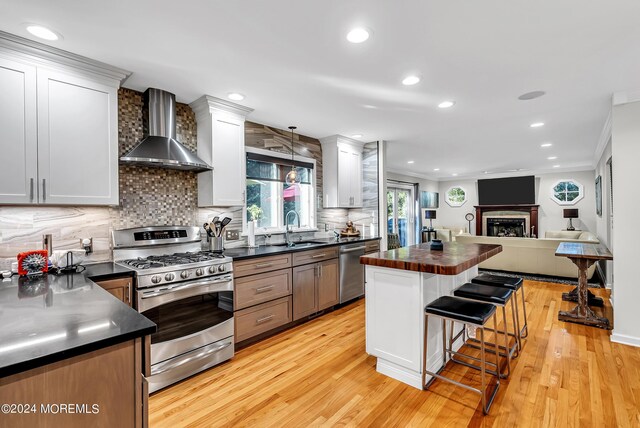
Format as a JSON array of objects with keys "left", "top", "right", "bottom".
[{"left": 149, "top": 280, "right": 640, "bottom": 427}]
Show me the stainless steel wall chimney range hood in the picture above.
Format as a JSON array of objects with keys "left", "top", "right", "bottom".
[{"left": 120, "top": 88, "right": 212, "bottom": 172}]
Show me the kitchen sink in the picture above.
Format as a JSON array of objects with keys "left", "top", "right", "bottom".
[{"left": 267, "top": 241, "right": 327, "bottom": 248}]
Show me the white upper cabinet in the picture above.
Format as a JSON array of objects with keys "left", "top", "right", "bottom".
[
  {"left": 320, "top": 135, "right": 365, "bottom": 208},
  {"left": 0, "top": 31, "right": 128, "bottom": 205},
  {"left": 190, "top": 95, "right": 253, "bottom": 207},
  {"left": 0, "top": 57, "right": 37, "bottom": 204}
]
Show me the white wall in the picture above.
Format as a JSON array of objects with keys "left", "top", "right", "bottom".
[
  {"left": 387, "top": 172, "right": 438, "bottom": 192},
  {"left": 610, "top": 100, "right": 640, "bottom": 347},
  {"left": 436, "top": 170, "right": 597, "bottom": 236}
]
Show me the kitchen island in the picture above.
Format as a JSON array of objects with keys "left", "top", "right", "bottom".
[
  {"left": 360, "top": 242, "right": 502, "bottom": 389},
  {"left": 0, "top": 267, "right": 155, "bottom": 428}
]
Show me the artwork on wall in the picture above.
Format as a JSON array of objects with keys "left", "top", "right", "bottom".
[
  {"left": 420, "top": 191, "right": 439, "bottom": 208},
  {"left": 595, "top": 175, "right": 602, "bottom": 217}
]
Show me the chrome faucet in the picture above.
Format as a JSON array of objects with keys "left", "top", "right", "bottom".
[{"left": 285, "top": 210, "right": 300, "bottom": 247}]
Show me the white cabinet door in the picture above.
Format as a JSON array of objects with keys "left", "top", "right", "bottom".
[
  {"left": 350, "top": 151, "right": 363, "bottom": 207},
  {"left": 210, "top": 114, "right": 245, "bottom": 206},
  {"left": 0, "top": 57, "right": 38, "bottom": 204},
  {"left": 337, "top": 146, "right": 352, "bottom": 207},
  {"left": 36, "top": 69, "right": 118, "bottom": 205}
]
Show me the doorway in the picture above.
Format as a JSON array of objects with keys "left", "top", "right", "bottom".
[{"left": 387, "top": 184, "right": 415, "bottom": 247}]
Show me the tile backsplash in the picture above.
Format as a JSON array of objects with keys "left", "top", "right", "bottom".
[{"left": 0, "top": 89, "right": 378, "bottom": 269}]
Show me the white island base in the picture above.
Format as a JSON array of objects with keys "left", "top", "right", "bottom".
[{"left": 365, "top": 264, "right": 479, "bottom": 389}]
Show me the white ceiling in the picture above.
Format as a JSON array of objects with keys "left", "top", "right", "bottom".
[{"left": 2, "top": 0, "right": 639, "bottom": 180}]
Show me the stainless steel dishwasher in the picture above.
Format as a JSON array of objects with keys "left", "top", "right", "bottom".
[{"left": 339, "top": 243, "right": 366, "bottom": 303}]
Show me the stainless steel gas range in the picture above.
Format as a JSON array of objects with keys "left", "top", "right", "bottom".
[{"left": 113, "top": 226, "right": 234, "bottom": 393}]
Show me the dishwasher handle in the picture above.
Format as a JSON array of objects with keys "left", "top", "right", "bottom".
[{"left": 340, "top": 246, "right": 366, "bottom": 254}]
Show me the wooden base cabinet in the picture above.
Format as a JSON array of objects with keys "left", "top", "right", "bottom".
[
  {"left": 292, "top": 258, "right": 339, "bottom": 321},
  {"left": 0, "top": 338, "right": 149, "bottom": 428},
  {"left": 95, "top": 277, "right": 133, "bottom": 306}
]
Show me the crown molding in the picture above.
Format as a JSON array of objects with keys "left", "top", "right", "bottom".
[
  {"left": 0, "top": 30, "right": 130, "bottom": 84},
  {"left": 386, "top": 168, "right": 439, "bottom": 182},
  {"left": 436, "top": 165, "right": 595, "bottom": 182},
  {"left": 593, "top": 109, "right": 612, "bottom": 167},
  {"left": 612, "top": 90, "right": 640, "bottom": 106},
  {"left": 319, "top": 134, "right": 366, "bottom": 150},
  {"left": 189, "top": 95, "right": 254, "bottom": 119}
]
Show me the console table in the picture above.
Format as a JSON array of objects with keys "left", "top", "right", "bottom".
[{"left": 555, "top": 242, "right": 613, "bottom": 329}]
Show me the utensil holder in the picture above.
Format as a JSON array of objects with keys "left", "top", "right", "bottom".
[{"left": 209, "top": 236, "right": 224, "bottom": 253}]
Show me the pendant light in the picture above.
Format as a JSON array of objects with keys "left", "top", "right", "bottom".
[{"left": 285, "top": 126, "right": 298, "bottom": 184}]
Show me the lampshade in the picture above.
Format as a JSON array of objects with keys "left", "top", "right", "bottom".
[
  {"left": 424, "top": 210, "right": 437, "bottom": 220},
  {"left": 563, "top": 209, "right": 579, "bottom": 219}
]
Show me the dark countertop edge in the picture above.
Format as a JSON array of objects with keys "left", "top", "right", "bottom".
[
  {"left": 0, "top": 323, "right": 156, "bottom": 378},
  {"left": 82, "top": 261, "right": 135, "bottom": 282},
  {"left": 226, "top": 237, "right": 381, "bottom": 261},
  {"left": 360, "top": 244, "right": 503, "bottom": 275}
]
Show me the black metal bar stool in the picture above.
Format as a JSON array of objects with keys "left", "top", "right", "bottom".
[
  {"left": 422, "top": 296, "right": 501, "bottom": 415},
  {"left": 472, "top": 273, "right": 528, "bottom": 341},
  {"left": 453, "top": 283, "right": 518, "bottom": 378}
]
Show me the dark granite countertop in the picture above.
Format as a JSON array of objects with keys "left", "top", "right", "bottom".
[
  {"left": 83, "top": 261, "right": 135, "bottom": 281},
  {"left": 360, "top": 242, "right": 502, "bottom": 275},
  {"left": 0, "top": 266, "right": 155, "bottom": 378},
  {"left": 223, "top": 236, "right": 381, "bottom": 260}
]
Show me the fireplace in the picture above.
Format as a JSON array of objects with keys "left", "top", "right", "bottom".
[
  {"left": 474, "top": 204, "right": 539, "bottom": 236},
  {"left": 487, "top": 218, "right": 526, "bottom": 237}
]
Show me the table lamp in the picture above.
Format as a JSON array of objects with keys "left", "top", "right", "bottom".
[
  {"left": 424, "top": 210, "right": 436, "bottom": 231},
  {"left": 563, "top": 208, "right": 579, "bottom": 231}
]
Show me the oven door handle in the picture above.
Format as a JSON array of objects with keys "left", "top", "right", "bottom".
[
  {"left": 140, "top": 276, "right": 232, "bottom": 300},
  {"left": 137, "top": 276, "right": 233, "bottom": 312},
  {"left": 150, "top": 341, "right": 233, "bottom": 376}
]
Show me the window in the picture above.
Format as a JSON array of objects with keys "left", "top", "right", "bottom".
[
  {"left": 245, "top": 148, "right": 316, "bottom": 233},
  {"left": 550, "top": 179, "right": 584, "bottom": 205},
  {"left": 445, "top": 186, "right": 467, "bottom": 207}
]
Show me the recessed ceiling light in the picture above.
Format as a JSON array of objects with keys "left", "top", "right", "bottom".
[
  {"left": 540, "top": 143, "right": 553, "bottom": 148},
  {"left": 547, "top": 156, "right": 557, "bottom": 160},
  {"left": 438, "top": 101, "right": 455, "bottom": 109},
  {"left": 518, "top": 91, "right": 546, "bottom": 100},
  {"left": 530, "top": 122, "right": 545, "bottom": 128},
  {"left": 351, "top": 134, "right": 363, "bottom": 138},
  {"left": 227, "top": 93, "right": 245, "bottom": 101},
  {"left": 402, "top": 75, "right": 420, "bottom": 86},
  {"left": 452, "top": 173, "right": 458, "bottom": 176},
  {"left": 346, "top": 28, "right": 370, "bottom": 43},
  {"left": 25, "top": 24, "right": 61, "bottom": 41},
  {"left": 553, "top": 165, "right": 560, "bottom": 168},
  {"left": 433, "top": 168, "right": 440, "bottom": 171},
  {"left": 407, "top": 160, "right": 414, "bottom": 164}
]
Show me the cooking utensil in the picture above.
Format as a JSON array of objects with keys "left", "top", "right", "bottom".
[
  {"left": 212, "top": 216, "right": 219, "bottom": 224},
  {"left": 220, "top": 217, "right": 232, "bottom": 229}
]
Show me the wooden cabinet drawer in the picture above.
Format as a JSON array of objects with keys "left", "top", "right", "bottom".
[
  {"left": 365, "top": 240, "right": 380, "bottom": 254},
  {"left": 233, "top": 254, "right": 292, "bottom": 278},
  {"left": 234, "top": 268, "right": 292, "bottom": 310},
  {"left": 235, "top": 296, "right": 292, "bottom": 342},
  {"left": 292, "top": 246, "right": 339, "bottom": 266}
]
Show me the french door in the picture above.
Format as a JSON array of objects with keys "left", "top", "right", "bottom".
[{"left": 387, "top": 185, "right": 415, "bottom": 247}]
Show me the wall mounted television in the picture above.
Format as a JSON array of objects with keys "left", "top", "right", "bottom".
[{"left": 478, "top": 176, "right": 535, "bottom": 205}]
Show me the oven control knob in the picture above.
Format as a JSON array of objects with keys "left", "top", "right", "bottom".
[
  {"left": 208, "top": 266, "right": 217, "bottom": 274},
  {"left": 218, "top": 264, "right": 226, "bottom": 272},
  {"left": 151, "top": 275, "right": 161, "bottom": 284},
  {"left": 195, "top": 268, "right": 204, "bottom": 276},
  {"left": 165, "top": 273, "right": 175, "bottom": 281},
  {"left": 181, "top": 271, "right": 190, "bottom": 279}
]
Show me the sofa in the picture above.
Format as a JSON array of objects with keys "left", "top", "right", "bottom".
[
  {"left": 455, "top": 231, "right": 599, "bottom": 279},
  {"left": 432, "top": 226, "right": 470, "bottom": 242}
]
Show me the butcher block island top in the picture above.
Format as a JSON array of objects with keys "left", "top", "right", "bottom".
[{"left": 360, "top": 242, "right": 502, "bottom": 275}]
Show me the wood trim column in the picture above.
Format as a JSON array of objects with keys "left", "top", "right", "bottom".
[{"left": 475, "top": 206, "right": 482, "bottom": 236}]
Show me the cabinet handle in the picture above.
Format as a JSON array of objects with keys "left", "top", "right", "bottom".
[
  {"left": 255, "top": 285, "right": 274, "bottom": 294},
  {"left": 29, "top": 178, "right": 34, "bottom": 202},
  {"left": 254, "top": 262, "right": 273, "bottom": 269},
  {"left": 126, "top": 282, "right": 131, "bottom": 304},
  {"left": 311, "top": 253, "right": 326, "bottom": 259},
  {"left": 256, "top": 314, "right": 274, "bottom": 324},
  {"left": 319, "top": 264, "right": 323, "bottom": 277},
  {"left": 42, "top": 179, "right": 46, "bottom": 202}
]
